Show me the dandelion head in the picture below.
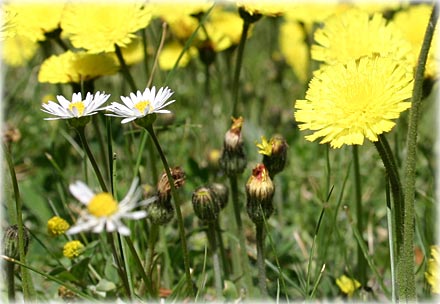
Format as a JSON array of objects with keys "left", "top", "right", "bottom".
[
  {"left": 336, "top": 275, "right": 361, "bottom": 296},
  {"left": 294, "top": 56, "right": 413, "bottom": 148}
]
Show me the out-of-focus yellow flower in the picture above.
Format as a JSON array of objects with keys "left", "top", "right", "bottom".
[
  {"left": 47, "top": 216, "right": 70, "bottom": 237},
  {"left": 311, "top": 9, "right": 414, "bottom": 67},
  {"left": 38, "top": 51, "right": 119, "bottom": 84},
  {"left": 205, "top": 8, "right": 244, "bottom": 51},
  {"left": 112, "top": 38, "right": 145, "bottom": 67},
  {"left": 256, "top": 136, "right": 272, "bottom": 156},
  {"left": 295, "top": 56, "right": 413, "bottom": 148},
  {"left": 336, "top": 275, "right": 361, "bottom": 296},
  {"left": 353, "top": 0, "right": 404, "bottom": 14},
  {"left": 1, "top": 8, "right": 17, "bottom": 41},
  {"left": 159, "top": 42, "right": 197, "bottom": 70},
  {"left": 236, "top": 0, "right": 286, "bottom": 17},
  {"left": 63, "top": 240, "right": 84, "bottom": 259},
  {"left": 279, "top": 21, "right": 309, "bottom": 82},
  {"left": 62, "top": 2, "right": 152, "bottom": 53},
  {"left": 2, "top": 34, "right": 38, "bottom": 66},
  {"left": 5, "top": 3, "right": 65, "bottom": 42},
  {"left": 393, "top": 4, "right": 438, "bottom": 78},
  {"left": 425, "top": 245, "right": 440, "bottom": 294}
]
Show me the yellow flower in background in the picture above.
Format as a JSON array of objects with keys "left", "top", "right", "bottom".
[
  {"left": 47, "top": 216, "right": 70, "bottom": 236},
  {"left": 294, "top": 56, "right": 413, "bottom": 148},
  {"left": 425, "top": 245, "right": 440, "bottom": 294},
  {"left": 353, "top": 0, "right": 403, "bottom": 14},
  {"left": 393, "top": 4, "right": 438, "bottom": 78},
  {"left": 279, "top": 21, "right": 309, "bottom": 83},
  {"left": 205, "top": 8, "right": 245, "bottom": 51},
  {"left": 5, "top": 3, "right": 65, "bottom": 42},
  {"left": 159, "top": 42, "right": 197, "bottom": 71},
  {"left": 311, "top": 9, "right": 413, "bottom": 67},
  {"left": 2, "top": 34, "right": 38, "bottom": 67},
  {"left": 336, "top": 275, "right": 361, "bottom": 296},
  {"left": 112, "top": 38, "right": 145, "bottom": 67},
  {"left": 62, "top": 2, "right": 152, "bottom": 53},
  {"left": 63, "top": 240, "right": 84, "bottom": 259},
  {"left": 38, "top": 51, "right": 119, "bottom": 84},
  {"left": 1, "top": 8, "right": 17, "bottom": 41}
]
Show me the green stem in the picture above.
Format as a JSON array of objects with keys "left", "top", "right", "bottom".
[
  {"left": 256, "top": 222, "right": 268, "bottom": 298},
  {"left": 114, "top": 43, "right": 137, "bottom": 92},
  {"left": 385, "top": 178, "right": 397, "bottom": 303},
  {"left": 145, "top": 125, "right": 194, "bottom": 297},
  {"left": 207, "top": 222, "right": 223, "bottom": 299},
  {"left": 146, "top": 223, "right": 159, "bottom": 288},
  {"left": 228, "top": 176, "right": 254, "bottom": 295},
  {"left": 6, "top": 261, "right": 15, "bottom": 301},
  {"left": 3, "top": 144, "right": 35, "bottom": 301},
  {"left": 215, "top": 220, "right": 230, "bottom": 279},
  {"left": 107, "top": 232, "right": 131, "bottom": 299},
  {"left": 401, "top": 4, "right": 438, "bottom": 301},
  {"left": 231, "top": 20, "right": 250, "bottom": 117},
  {"left": 352, "top": 145, "right": 366, "bottom": 285},
  {"left": 76, "top": 126, "right": 108, "bottom": 192}
]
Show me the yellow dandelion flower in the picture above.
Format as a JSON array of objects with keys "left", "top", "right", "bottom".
[
  {"left": 393, "top": 4, "right": 438, "bottom": 78},
  {"left": 425, "top": 245, "right": 440, "bottom": 294},
  {"left": 47, "top": 216, "right": 70, "bottom": 236},
  {"left": 38, "top": 51, "right": 119, "bottom": 84},
  {"left": 256, "top": 136, "right": 272, "bottom": 156},
  {"left": 61, "top": 2, "right": 152, "bottom": 53},
  {"left": 311, "top": 9, "right": 414, "bottom": 66},
  {"left": 159, "top": 42, "right": 197, "bottom": 71},
  {"left": 5, "top": 3, "right": 64, "bottom": 42},
  {"left": 111, "top": 38, "right": 145, "bottom": 67},
  {"left": 294, "top": 56, "right": 413, "bottom": 148},
  {"left": 279, "top": 20, "right": 309, "bottom": 83},
  {"left": 206, "top": 8, "right": 247, "bottom": 51},
  {"left": 336, "top": 275, "right": 361, "bottom": 297},
  {"left": 2, "top": 34, "right": 38, "bottom": 67},
  {"left": 63, "top": 240, "right": 84, "bottom": 259}
]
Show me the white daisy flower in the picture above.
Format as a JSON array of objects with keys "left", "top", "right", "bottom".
[
  {"left": 105, "top": 86, "right": 175, "bottom": 124},
  {"left": 41, "top": 91, "right": 110, "bottom": 120},
  {"left": 67, "top": 177, "right": 154, "bottom": 236}
]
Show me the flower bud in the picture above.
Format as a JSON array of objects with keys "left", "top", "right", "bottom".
[
  {"left": 209, "top": 182, "right": 229, "bottom": 210},
  {"left": 220, "top": 117, "right": 247, "bottom": 176},
  {"left": 146, "top": 199, "right": 175, "bottom": 225},
  {"left": 238, "top": 6, "right": 263, "bottom": 24},
  {"left": 157, "top": 166, "right": 186, "bottom": 198},
  {"left": 256, "top": 134, "right": 288, "bottom": 178},
  {"left": 3, "top": 224, "right": 30, "bottom": 259},
  {"left": 192, "top": 186, "right": 220, "bottom": 222},
  {"left": 198, "top": 40, "right": 216, "bottom": 66},
  {"left": 245, "top": 164, "right": 275, "bottom": 224}
]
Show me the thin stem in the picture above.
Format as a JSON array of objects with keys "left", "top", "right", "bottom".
[
  {"left": 231, "top": 20, "right": 250, "bottom": 117},
  {"left": 6, "top": 261, "right": 15, "bottom": 301},
  {"left": 352, "top": 145, "right": 366, "bottom": 285},
  {"left": 145, "top": 125, "right": 194, "bottom": 297},
  {"left": 228, "top": 175, "right": 254, "bottom": 295},
  {"left": 401, "top": 3, "right": 438, "bottom": 301},
  {"left": 146, "top": 223, "right": 159, "bottom": 285},
  {"left": 385, "top": 178, "right": 397, "bottom": 303},
  {"left": 256, "top": 222, "right": 268, "bottom": 298},
  {"left": 76, "top": 126, "right": 108, "bottom": 192},
  {"left": 114, "top": 43, "right": 137, "bottom": 92},
  {"left": 207, "top": 222, "right": 223, "bottom": 299},
  {"left": 147, "top": 22, "right": 167, "bottom": 88},
  {"left": 3, "top": 144, "right": 35, "bottom": 300},
  {"left": 107, "top": 232, "right": 131, "bottom": 299},
  {"left": 215, "top": 220, "right": 230, "bottom": 279}
]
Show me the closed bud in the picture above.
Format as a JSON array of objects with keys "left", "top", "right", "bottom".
[
  {"left": 3, "top": 224, "right": 30, "bottom": 259},
  {"left": 209, "top": 182, "right": 229, "bottom": 210},
  {"left": 198, "top": 40, "right": 216, "bottom": 66},
  {"left": 245, "top": 164, "right": 275, "bottom": 224},
  {"left": 220, "top": 117, "right": 247, "bottom": 176},
  {"left": 146, "top": 199, "right": 174, "bottom": 225},
  {"left": 192, "top": 186, "right": 220, "bottom": 222},
  {"left": 238, "top": 6, "right": 263, "bottom": 24}
]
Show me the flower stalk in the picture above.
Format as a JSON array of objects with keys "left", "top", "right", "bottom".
[
  {"left": 145, "top": 125, "right": 194, "bottom": 296},
  {"left": 401, "top": 4, "right": 438, "bottom": 300}
]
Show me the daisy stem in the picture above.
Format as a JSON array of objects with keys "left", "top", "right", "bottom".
[
  {"left": 114, "top": 44, "right": 137, "bottom": 92},
  {"left": 256, "top": 222, "right": 268, "bottom": 298},
  {"left": 107, "top": 232, "right": 132, "bottom": 299},
  {"left": 75, "top": 126, "right": 108, "bottom": 192},
  {"left": 146, "top": 223, "right": 159, "bottom": 293},
  {"left": 231, "top": 20, "right": 251, "bottom": 117},
  {"left": 229, "top": 175, "right": 254, "bottom": 295},
  {"left": 352, "top": 145, "right": 367, "bottom": 285},
  {"left": 401, "top": 4, "right": 438, "bottom": 300},
  {"left": 2, "top": 143, "right": 36, "bottom": 301},
  {"left": 145, "top": 125, "right": 194, "bottom": 297}
]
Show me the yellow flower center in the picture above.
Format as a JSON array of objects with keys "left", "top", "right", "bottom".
[
  {"left": 87, "top": 193, "right": 118, "bottom": 217},
  {"left": 134, "top": 100, "right": 151, "bottom": 114},
  {"left": 68, "top": 101, "right": 85, "bottom": 116}
]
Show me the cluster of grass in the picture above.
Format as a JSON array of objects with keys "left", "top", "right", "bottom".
[{"left": 1, "top": 2, "right": 438, "bottom": 303}]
